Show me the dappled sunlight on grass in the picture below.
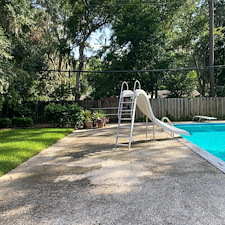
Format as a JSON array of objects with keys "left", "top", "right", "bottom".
[{"left": 0, "top": 128, "right": 73, "bottom": 176}]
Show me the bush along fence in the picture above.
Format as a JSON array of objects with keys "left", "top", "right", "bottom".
[
  {"left": 0, "top": 101, "right": 109, "bottom": 129},
  {"left": 0, "top": 117, "right": 34, "bottom": 128},
  {"left": 1, "top": 97, "right": 225, "bottom": 128}
]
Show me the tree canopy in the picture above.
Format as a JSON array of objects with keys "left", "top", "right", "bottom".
[{"left": 0, "top": 0, "right": 225, "bottom": 110}]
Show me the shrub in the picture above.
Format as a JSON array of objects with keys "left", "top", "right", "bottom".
[
  {"left": 0, "top": 118, "right": 12, "bottom": 128},
  {"left": 44, "top": 103, "right": 84, "bottom": 127},
  {"left": 44, "top": 103, "right": 67, "bottom": 127},
  {"left": 67, "top": 104, "right": 83, "bottom": 127},
  {"left": 14, "top": 105, "right": 32, "bottom": 117},
  {"left": 12, "top": 117, "right": 34, "bottom": 127}
]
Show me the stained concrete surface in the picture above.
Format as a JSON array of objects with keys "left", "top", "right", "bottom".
[{"left": 0, "top": 123, "right": 225, "bottom": 225}]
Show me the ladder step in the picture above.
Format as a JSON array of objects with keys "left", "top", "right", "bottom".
[
  {"left": 120, "top": 101, "right": 133, "bottom": 104},
  {"left": 120, "top": 118, "right": 132, "bottom": 120},
  {"left": 118, "top": 111, "right": 132, "bottom": 115},
  {"left": 119, "top": 109, "right": 132, "bottom": 112},
  {"left": 118, "top": 134, "right": 129, "bottom": 137},
  {"left": 119, "top": 126, "right": 131, "bottom": 129},
  {"left": 116, "top": 143, "right": 129, "bottom": 147}
]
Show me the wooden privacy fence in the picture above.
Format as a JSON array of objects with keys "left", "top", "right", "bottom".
[
  {"left": 32, "top": 97, "right": 225, "bottom": 123},
  {"left": 79, "top": 97, "right": 225, "bottom": 121}
]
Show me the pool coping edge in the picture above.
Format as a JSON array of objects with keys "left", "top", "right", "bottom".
[{"left": 178, "top": 137, "right": 225, "bottom": 174}]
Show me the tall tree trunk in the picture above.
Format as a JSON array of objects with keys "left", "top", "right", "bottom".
[
  {"left": 58, "top": 54, "right": 63, "bottom": 71},
  {"left": 75, "top": 42, "right": 85, "bottom": 102},
  {"left": 209, "top": 0, "right": 216, "bottom": 97},
  {"left": 154, "top": 84, "right": 158, "bottom": 98}
]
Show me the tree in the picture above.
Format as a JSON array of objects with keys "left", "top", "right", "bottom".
[
  {"left": 89, "top": 0, "right": 189, "bottom": 98},
  {"left": 0, "top": 27, "right": 13, "bottom": 109},
  {"left": 214, "top": 0, "right": 225, "bottom": 96},
  {"left": 164, "top": 70, "right": 198, "bottom": 98},
  {"left": 166, "top": 0, "right": 208, "bottom": 96},
  {"left": 0, "top": 0, "right": 41, "bottom": 107},
  {"left": 1, "top": 1, "right": 75, "bottom": 103},
  {"left": 67, "top": 0, "right": 114, "bottom": 102},
  {"left": 34, "top": 0, "right": 74, "bottom": 71},
  {"left": 167, "top": 0, "right": 225, "bottom": 97},
  {"left": 30, "top": 0, "right": 77, "bottom": 101}
]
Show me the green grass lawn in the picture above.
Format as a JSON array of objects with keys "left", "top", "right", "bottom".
[{"left": 0, "top": 128, "right": 74, "bottom": 176}]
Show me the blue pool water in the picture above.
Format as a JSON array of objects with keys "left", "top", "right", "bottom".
[{"left": 175, "top": 123, "right": 225, "bottom": 161}]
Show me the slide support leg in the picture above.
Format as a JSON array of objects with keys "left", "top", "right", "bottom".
[
  {"left": 146, "top": 117, "right": 148, "bottom": 139},
  {"left": 153, "top": 122, "right": 155, "bottom": 140}
]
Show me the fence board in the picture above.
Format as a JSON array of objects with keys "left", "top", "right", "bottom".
[{"left": 160, "top": 98, "right": 163, "bottom": 118}]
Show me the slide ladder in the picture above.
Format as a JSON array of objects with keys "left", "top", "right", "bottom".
[
  {"left": 115, "top": 81, "right": 141, "bottom": 150},
  {"left": 115, "top": 80, "right": 190, "bottom": 150}
]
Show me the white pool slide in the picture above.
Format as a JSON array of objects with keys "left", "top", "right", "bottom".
[
  {"left": 135, "top": 89, "right": 190, "bottom": 136},
  {"left": 115, "top": 81, "right": 190, "bottom": 149}
]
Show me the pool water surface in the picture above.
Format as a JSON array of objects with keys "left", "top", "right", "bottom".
[{"left": 175, "top": 123, "right": 225, "bottom": 162}]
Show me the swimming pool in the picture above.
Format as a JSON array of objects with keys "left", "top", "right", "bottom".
[{"left": 175, "top": 123, "right": 225, "bottom": 172}]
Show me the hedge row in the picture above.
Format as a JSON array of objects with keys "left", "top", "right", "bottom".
[
  {"left": 0, "top": 103, "right": 84, "bottom": 128},
  {"left": 0, "top": 117, "right": 34, "bottom": 128}
]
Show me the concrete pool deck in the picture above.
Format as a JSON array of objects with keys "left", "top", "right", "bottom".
[{"left": 1, "top": 123, "right": 225, "bottom": 225}]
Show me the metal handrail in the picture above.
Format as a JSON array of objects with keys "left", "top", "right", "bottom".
[
  {"left": 161, "top": 117, "right": 174, "bottom": 137},
  {"left": 161, "top": 116, "right": 174, "bottom": 126},
  {"left": 120, "top": 81, "right": 129, "bottom": 94},
  {"left": 118, "top": 82, "right": 129, "bottom": 117},
  {"left": 133, "top": 80, "right": 141, "bottom": 90}
]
